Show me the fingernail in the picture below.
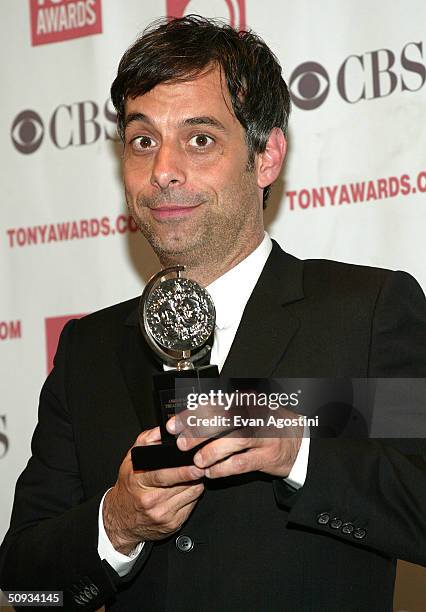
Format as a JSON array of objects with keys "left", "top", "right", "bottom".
[
  {"left": 177, "top": 436, "right": 187, "bottom": 450},
  {"left": 205, "top": 468, "right": 211, "bottom": 477},
  {"left": 167, "top": 418, "right": 176, "bottom": 434},
  {"left": 193, "top": 452, "right": 203, "bottom": 466},
  {"left": 145, "top": 430, "right": 158, "bottom": 443}
]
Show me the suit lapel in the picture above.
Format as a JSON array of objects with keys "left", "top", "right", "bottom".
[
  {"left": 116, "top": 309, "right": 163, "bottom": 433},
  {"left": 221, "top": 242, "right": 304, "bottom": 378}
]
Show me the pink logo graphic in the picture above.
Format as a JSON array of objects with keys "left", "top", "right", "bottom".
[
  {"left": 166, "top": 0, "right": 246, "bottom": 30},
  {"left": 30, "top": 0, "right": 102, "bottom": 46},
  {"left": 45, "top": 314, "right": 86, "bottom": 373}
]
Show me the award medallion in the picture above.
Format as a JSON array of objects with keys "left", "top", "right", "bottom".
[{"left": 132, "top": 266, "right": 219, "bottom": 470}]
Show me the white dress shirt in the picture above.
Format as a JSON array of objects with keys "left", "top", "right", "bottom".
[{"left": 98, "top": 232, "right": 310, "bottom": 575}]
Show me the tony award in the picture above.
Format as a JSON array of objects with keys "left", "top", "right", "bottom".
[{"left": 131, "top": 265, "right": 219, "bottom": 470}]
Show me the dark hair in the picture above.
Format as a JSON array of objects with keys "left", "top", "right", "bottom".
[{"left": 111, "top": 15, "right": 291, "bottom": 206}]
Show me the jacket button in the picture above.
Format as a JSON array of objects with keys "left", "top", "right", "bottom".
[
  {"left": 83, "top": 587, "right": 93, "bottom": 600},
  {"left": 317, "top": 512, "right": 330, "bottom": 525},
  {"left": 176, "top": 535, "right": 194, "bottom": 552},
  {"left": 353, "top": 527, "right": 366, "bottom": 539},
  {"left": 330, "top": 517, "right": 343, "bottom": 529},
  {"left": 342, "top": 522, "right": 354, "bottom": 534}
]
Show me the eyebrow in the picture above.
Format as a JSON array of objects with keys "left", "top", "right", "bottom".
[
  {"left": 124, "top": 112, "right": 150, "bottom": 131},
  {"left": 180, "top": 116, "right": 226, "bottom": 131},
  {"left": 124, "top": 113, "right": 227, "bottom": 132}
]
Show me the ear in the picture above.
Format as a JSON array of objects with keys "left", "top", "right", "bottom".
[{"left": 256, "top": 128, "right": 287, "bottom": 190}]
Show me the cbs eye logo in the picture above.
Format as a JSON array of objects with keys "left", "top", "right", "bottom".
[
  {"left": 0, "top": 415, "right": 8, "bottom": 459},
  {"left": 11, "top": 110, "right": 44, "bottom": 154},
  {"left": 289, "top": 61, "right": 330, "bottom": 110}
]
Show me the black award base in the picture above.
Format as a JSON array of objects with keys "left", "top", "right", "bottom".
[{"left": 131, "top": 364, "right": 219, "bottom": 471}]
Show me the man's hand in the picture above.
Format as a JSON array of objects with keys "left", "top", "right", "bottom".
[
  {"left": 168, "top": 411, "right": 303, "bottom": 480},
  {"left": 103, "top": 427, "right": 205, "bottom": 555}
]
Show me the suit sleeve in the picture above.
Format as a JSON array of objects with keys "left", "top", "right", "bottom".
[
  {"left": 0, "top": 321, "right": 151, "bottom": 610},
  {"left": 274, "top": 270, "right": 426, "bottom": 566}
]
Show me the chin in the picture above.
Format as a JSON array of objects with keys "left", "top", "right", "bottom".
[
  {"left": 141, "top": 221, "right": 204, "bottom": 258},
  {"left": 150, "top": 236, "right": 195, "bottom": 258}
]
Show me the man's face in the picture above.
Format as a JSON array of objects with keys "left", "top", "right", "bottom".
[{"left": 122, "top": 66, "right": 264, "bottom": 270}]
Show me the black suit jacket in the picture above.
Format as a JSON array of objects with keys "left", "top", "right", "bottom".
[{"left": 1, "top": 242, "right": 426, "bottom": 611}]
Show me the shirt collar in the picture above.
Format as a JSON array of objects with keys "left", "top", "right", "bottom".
[{"left": 206, "top": 232, "right": 272, "bottom": 330}]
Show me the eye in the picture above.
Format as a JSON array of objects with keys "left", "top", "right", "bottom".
[
  {"left": 188, "top": 134, "right": 214, "bottom": 148},
  {"left": 131, "top": 135, "right": 157, "bottom": 150}
]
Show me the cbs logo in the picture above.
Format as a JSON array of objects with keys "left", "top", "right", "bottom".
[
  {"left": 11, "top": 99, "right": 116, "bottom": 154},
  {"left": 289, "top": 42, "right": 425, "bottom": 110},
  {"left": 11, "top": 110, "right": 45, "bottom": 154},
  {"left": 289, "top": 62, "right": 330, "bottom": 110},
  {"left": 0, "top": 415, "right": 8, "bottom": 459}
]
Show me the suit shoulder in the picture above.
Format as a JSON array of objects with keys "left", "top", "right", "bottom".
[
  {"left": 71, "top": 296, "right": 139, "bottom": 340},
  {"left": 302, "top": 258, "right": 394, "bottom": 296},
  {"left": 272, "top": 241, "right": 393, "bottom": 294},
  {"left": 304, "top": 257, "right": 392, "bottom": 279},
  {"left": 299, "top": 258, "right": 425, "bottom": 317}
]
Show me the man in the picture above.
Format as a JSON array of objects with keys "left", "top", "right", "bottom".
[{"left": 1, "top": 15, "right": 425, "bottom": 612}]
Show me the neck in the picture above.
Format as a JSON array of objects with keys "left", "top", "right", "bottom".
[{"left": 157, "top": 230, "right": 265, "bottom": 286}]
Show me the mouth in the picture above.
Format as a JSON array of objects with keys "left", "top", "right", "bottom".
[{"left": 149, "top": 203, "right": 202, "bottom": 220}]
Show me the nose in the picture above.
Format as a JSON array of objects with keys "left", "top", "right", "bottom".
[{"left": 150, "top": 142, "right": 186, "bottom": 190}]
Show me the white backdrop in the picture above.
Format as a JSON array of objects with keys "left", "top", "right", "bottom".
[{"left": 1, "top": 0, "right": 425, "bottom": 606}]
